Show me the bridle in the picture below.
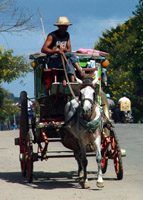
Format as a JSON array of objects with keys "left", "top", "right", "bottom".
[
  {"left": 79, "top": 86, "right": 97, "bottom": 120},
  {"left": 80, "top": 98, "right": 95, "bottom": 107}
]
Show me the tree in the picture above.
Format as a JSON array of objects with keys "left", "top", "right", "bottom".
[
  {"left": 0, "top": 89, "right": 20, "bottom": 127},
  {"left": 130, "top": 0, "right": 143, "bottom": 121},
  {"left": 0, "top": 0, "right": 36, "bottom": 84},
  {"left": 0, "top": 46, "right": 31, "bottom": 83},
  {"left": 0, "top": 0, "right": 35, "bottom": 33},
  {"left": 0, "top": 86, "right": 5, "bottom": 110},
  {"left": 95, "top": 0, "right": 143, "bottom": 122},
  {"left": 0, "top": 0, "right": 36, "bottom": 128}
]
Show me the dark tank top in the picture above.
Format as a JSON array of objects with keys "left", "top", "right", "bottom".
[{"left": 48, "top": 30, "right": 70, "bottom": 50}]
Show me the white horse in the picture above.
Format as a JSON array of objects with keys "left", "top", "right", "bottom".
[{"left": 60, "top": 77, "right": 104, "bottom": 189}]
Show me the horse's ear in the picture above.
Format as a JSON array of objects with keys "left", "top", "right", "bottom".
[
  {"left": 76, "top": 77, "right": 83, "bottom": 84},
  {"left": 92, "top": 77, "right": 98, "bottom": 86}
]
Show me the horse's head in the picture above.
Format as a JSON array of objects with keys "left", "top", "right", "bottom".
[{"left": 77, "top": 78, "right": 99, "bottom": 121}]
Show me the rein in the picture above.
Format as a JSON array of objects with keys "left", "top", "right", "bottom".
[
  {"left": 61, "top": 52, "right": 79, "bottom": 104},
  {"left": 61, "top": 52, "right": 102, "bottom": 131}
]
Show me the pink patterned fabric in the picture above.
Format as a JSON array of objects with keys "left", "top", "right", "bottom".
[{"left": 77, "top": 48, "right": 108, "bottom": 56}]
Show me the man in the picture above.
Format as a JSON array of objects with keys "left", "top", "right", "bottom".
[
  {"left": 118, "top": 92, "right": 131, "bottom": 108},
  {"left": 115, "top": 92, "right": 131, "bottom": 123},
  {"left": 41, "top": 16, "right": 85, "bottom": 82}
]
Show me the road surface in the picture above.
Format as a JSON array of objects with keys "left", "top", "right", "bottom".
[{"left": 0, "top": 124, "right": 143, "bottom": 200}]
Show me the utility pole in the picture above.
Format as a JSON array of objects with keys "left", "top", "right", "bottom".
[{"left": 38, "top": 7, "right": 46, "bottom": 42}]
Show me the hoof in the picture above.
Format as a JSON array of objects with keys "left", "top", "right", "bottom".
[
  {"left": 79, "top": 178, "right": 90, "bottom": 189},
  {"left": 96, "top": 181, "right": 104, "bottom": 188},
  {"left": 84, "top": 182, "right": 90, "bottom": 189},
  {"left": 79, "top": 181, "right": 90, "bottom": 189}
]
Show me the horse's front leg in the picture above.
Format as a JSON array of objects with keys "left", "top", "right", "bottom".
[
  {"left": 78, "top": 141, "right": 89, "bottom": 189},
  {"left": 74, "top": 151, "right": 82, "bottom": 176},
  {"left": 95, "top": 136, "right": 104, "bottom": 188}
]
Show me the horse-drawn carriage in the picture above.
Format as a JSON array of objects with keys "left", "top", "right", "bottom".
[{"left": 15, "top": 50, "right": 125, "bottom": 188}]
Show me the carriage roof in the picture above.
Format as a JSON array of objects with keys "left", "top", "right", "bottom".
[{"left": 29, "top": 52, "right": 107, "bottom": 62}]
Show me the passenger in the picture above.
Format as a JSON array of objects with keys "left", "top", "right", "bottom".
[{"left": 41, "top": 16, "right": 86, "bottom": 82}]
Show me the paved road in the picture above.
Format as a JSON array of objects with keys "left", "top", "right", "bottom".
[{"left": 0, "top": 124, "right": 143, "bottom": 200}]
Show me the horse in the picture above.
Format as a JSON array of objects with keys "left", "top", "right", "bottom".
[{"left": 59, "top": 77, "right": 104, "bottom": 189}]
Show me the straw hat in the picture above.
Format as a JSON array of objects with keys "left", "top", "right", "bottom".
[{"left": 54, "top": 16, "right": 72, "bottom": 26}]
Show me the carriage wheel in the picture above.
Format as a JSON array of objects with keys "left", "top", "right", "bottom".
[
  {"left": 20, "top": 91, "right": 29, "bottom": 139},
  {"left": 110, "top": 129, "right": 123, "bottom": 180},
  {"left": 101, "top": 157, "right": 108, "bottom": 174},
  {"left": 19, "top": 121, "right": 26, "bottom": 177},
  {"left": 25, "top": 130, "right": 33, "bottom": 183},
  {"left": 101, "top": 138, "right": 108, "bottom": 174},
  {"left": 101, "top": 91, "right": 110, "bottom": 174},
  {"left": 19, "top": 91, "right": 29, "bottom": 176}
]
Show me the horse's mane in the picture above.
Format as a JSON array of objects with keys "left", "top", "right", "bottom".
[
  {"left": 79, "top": 78, "right": 94, "bottom": 89},
  {"left": 79, "top": 78, "right": 99, "bottom": 93}
]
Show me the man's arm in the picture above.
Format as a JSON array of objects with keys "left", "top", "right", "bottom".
[
  {"left": 41, "top": 34, "right": 72, "bottom": 55},
  {"left": 66, "top": 39, "right": 71, "bottom": 52},
  {"left": 41, "top": 35, "right": 59, "bottom": 54}
]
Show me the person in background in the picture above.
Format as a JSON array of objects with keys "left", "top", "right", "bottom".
[
  {"left": 106, "top": 93, "right": 115, "bottom": 121},
  {"left": 115, "top": 92, "right": 131, "bottom": 123},
  {"left": 106, "top": 93, "right": 115, "bottom": 110},
  {"left": 41, "top": 16, "right": 86, "bottom": 82},
  {"left": 118, "top": 92, "right": 131, "bottom": 105}
]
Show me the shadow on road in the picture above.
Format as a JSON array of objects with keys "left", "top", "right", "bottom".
[
  {"left": 0, "top": 170, "right": 117, "bottom": 190},
  {"left": 0, "top": 171, "right": 78, "bottom": 189}
]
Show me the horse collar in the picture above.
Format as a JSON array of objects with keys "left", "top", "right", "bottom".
[{"left": 79, "top": 113, "right": 102, "bottom": 131}]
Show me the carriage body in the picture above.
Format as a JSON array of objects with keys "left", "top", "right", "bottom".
[
  {"left": 29, "top": 52, "right": 108, "bottom": 139},
  {"left": 15, "top": 51, "right": 125, "bottom": 184}
]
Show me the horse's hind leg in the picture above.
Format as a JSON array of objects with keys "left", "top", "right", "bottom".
[{"left": 95, "top": 137, "right": 104, "bottom": 188}]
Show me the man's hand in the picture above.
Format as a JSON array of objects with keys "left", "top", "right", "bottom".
[{"left": 55, "top": 48, "right": 67, "bottom": 54}]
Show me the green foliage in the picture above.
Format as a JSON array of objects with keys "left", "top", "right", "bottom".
[
  {"left": 0, "top": 89, "right": 20, "bottom": 122},
  {"left": 0, "top": 86, "right": 5, "bottom": 109},
  {"left": 0, "top": 47, "right": 31, "bottom": 124},
  {"left": 0, "top": 46, "right": 31, "bottom": 83},
  {"left": 95, "top": 1, "right": 143, "bottom": 122}
]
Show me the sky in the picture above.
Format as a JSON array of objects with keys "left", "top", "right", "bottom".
[{"left": 1, "top": 0, "right": 139, "bottom": 98}]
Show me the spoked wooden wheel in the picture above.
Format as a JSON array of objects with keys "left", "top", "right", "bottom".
[
  {"left": 101, "top": 128, "right": 110, "bottom": 174},
  {"left": 101, "top": 157, "right": 108, "bottom": 174},
  {"left": 26, "top": 130, "right": 33, "bottom": 183},
  {"left": 110, "top": 129, "right": 123, "bottom": 180},
  {"left": 19, "top": 91, "right": 29, "bottom": 176},
  {"left": 101, "top": 91, "right": 110, "bottom": 174},
  {"left": 19, "top": 117, "right": 26, "bottom": 177}
]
